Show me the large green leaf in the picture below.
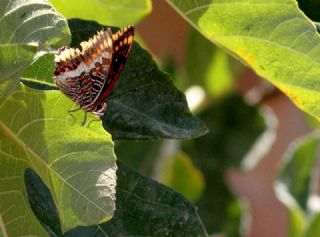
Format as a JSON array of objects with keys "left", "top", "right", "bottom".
[
  {"left": 166, "top": 0, "right": 320, "bottom": 120},
  {"left": 24, "top": 162, "right": 208, "bottom": 237},
  {"left": 50, "top": 0, "right": 152, "bottom": 27},
  {"left": 23, "top": 19, "right": 208, "bottom": 139},
  {"left": 0, "top": 0, "right": 70, "bottom": 84},
  {"left": 0, "top": 86, "right": 117, "bottom": 236},
  {"left": 182, "top": 95, "right": 267, "bottom": 235}
]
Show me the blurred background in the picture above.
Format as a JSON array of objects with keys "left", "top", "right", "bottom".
[{"left": 131, "top": 1, "right": 312, "bottom": 236}]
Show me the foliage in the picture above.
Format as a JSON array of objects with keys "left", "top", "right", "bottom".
[
  {"left": 0, "top": 0, "right": 207, "bottom": 236},
  {"left": 2, "top": 0, "right": 320, "bottom": 237}
]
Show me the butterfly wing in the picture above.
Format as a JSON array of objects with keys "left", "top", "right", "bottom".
[
  {"left": 53, "top": 26, "right": 134, "bottom": 114},
  {"left": 94, "top": 25, "right": 135, "bottom": 108}
]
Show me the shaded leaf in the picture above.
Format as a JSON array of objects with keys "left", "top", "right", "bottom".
[
  {"left": 24, "top": 161, "right": 208, "bottom": 237},
  {"left": 182, "top": 95, "right": 267, "bottom": 235},
  {"left": 50, "top": 0, "right": 152, "bottom": 27},
  {"left": 0, "top": 85, "right": 117, "bottom": 236},
  {"left": 0, "top": 0, "right": 70, "bottom": 83},
  {"left": 25, "top": 169, "right": 62, "bottom": 236},
  {"left": 166, "top": 0, "right": 320, "bottom": 121}
]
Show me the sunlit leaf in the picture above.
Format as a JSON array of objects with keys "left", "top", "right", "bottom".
[
  {"left": 0, "top": 0, "right": 70, "bottom": 84},
  {"left": 166, "top": 0, "right": 320, "bottom": 121},
  {"left": 0, "top": 86, "right": 117, "bottom": 236}
]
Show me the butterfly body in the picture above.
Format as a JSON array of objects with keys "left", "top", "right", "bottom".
[{"left": 53, "top": 25, "right": 134, "bottom": 116}]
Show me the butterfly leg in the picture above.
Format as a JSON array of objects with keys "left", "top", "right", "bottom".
[
  {"left": 81, "top": 112, "right": 88, "bottom": 126},
  {"left": 68, "top": 107, "right": 87, "bottom": 125}
]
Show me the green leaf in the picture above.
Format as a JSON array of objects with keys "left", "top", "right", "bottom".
[
  {"left": 0, "top": 79, "right": 20, "bottom": 103},
  {"left": 50, "top": 0, "right": 152, "bottom": 27},
  {"left": 21, "top": 53, "right": 57, "bottom": 90},
  {"left": 182, "top": 95, "right": 267, "bottom": 235},
  {"left": 158, "top": 152, "right": 205, "bottom": 202},
  {"left": 0, "top": 0, "right": 70, "bottom": 84},
  {"left": 166, "top": 0, "right": 320, "bottom": 121},
  {"left": 104, "top": 42, "right": 208, "bottom": 139},
  {"left": 24, "top": 161, "right": 208, "bottom": 237},
  {"left": 0, "top": 85, "right": 117, "bottom": 236},
  {"left": 278, "top": 131, "right": 320, "bottom": 211}
]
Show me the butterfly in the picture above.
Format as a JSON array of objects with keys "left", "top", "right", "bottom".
[{"left": 53, "top": 25, "right": 134, "bottom": 123}]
